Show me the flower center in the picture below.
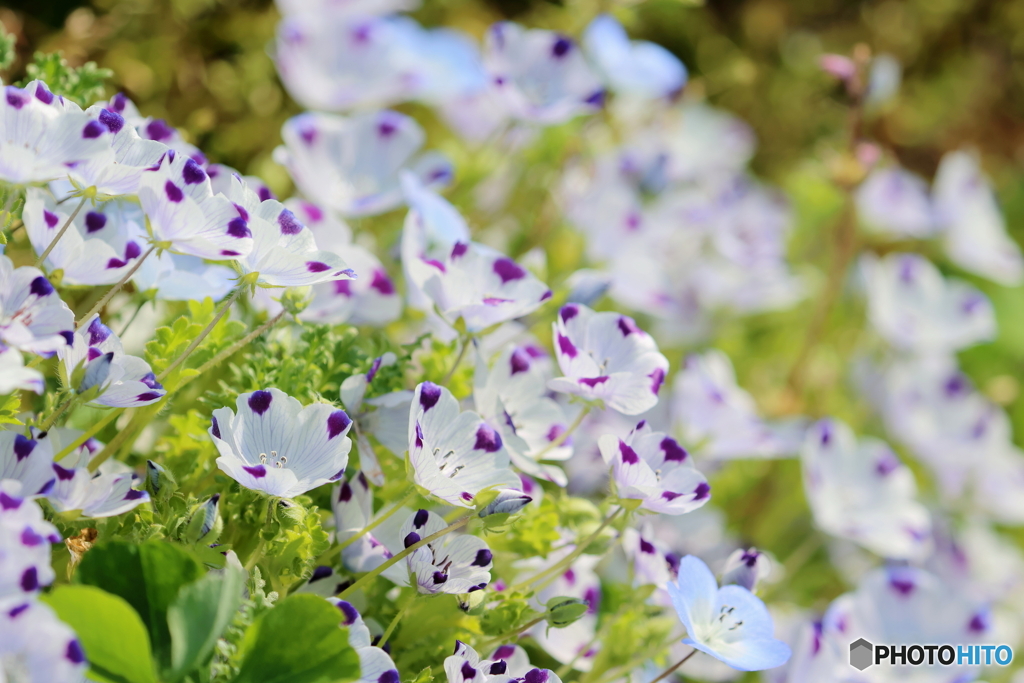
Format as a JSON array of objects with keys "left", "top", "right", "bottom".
[
  {"left": 258, "top": 450, "right": 288, "bottom": 468},
  {"left": 432, "top": 447, "right": 463, "bottom": 478},
  {"left": 699, "top": 605, "right": 745, "bottom": 643}
]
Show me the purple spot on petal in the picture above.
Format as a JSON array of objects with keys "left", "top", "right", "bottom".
[
  {"left": 890, "top": 577, "right": 915, "bottom": 596},
  {"left": 338, "top": 482, "right": 352, "bottom": 502},
  {"left": 82, "top": 121, "right": 104, "bottom": 139},
  {"left": 7, "top": 603, "right": 29, "bottom": 618},
  {"left": 617, "top": 316, "right": 641, "bottom": 336},
  {"left": 509, "top": 349, "right": 530, "bottom": 375},
  {"left": 53, "top": 464, "right": 75, "bottom": 481},
  {"left": 29, "top": 276, "right": 53, "bottom": 297},
  {"left": 489, "top": 662, "right": 507, "bottom": 675},
  {"left": 20, "top": 567, "right": 39, "bottom": 592},
  {"left": 461, "top": 662, "right": 476, "bottom": 680},
  {"left": 379, "top": 672, "right": 399, "bottom": 683},
  {"left": 693, "top": 482, "right": 710, "bottom": 500},
  {"left": 433, "top": 571, "right": 448, "bottom": 585},
  {"left": 146, "top": 119, "right": 174, "bottom": 142},
  {"left": 306, "top": 261, "right": 330, "bottom": 273},
  {"left": 403, "top": 532, "right": 421, "bottom": 548},
  {"left": 66, "top": 639, "right": 86, "bottom": 664},
  {"left": 248, "top": 390, "right": 273, "bottom": 415},
  {"left": 451, "top": 242, "right": 469, "bottom": 258},
  {"left": 661, "top": 437, "right": 687, "bottom": 462},
  {"left": 20, "top": 527, "right": 44, "bottom": 546},
  {"left": 211, "top": 416, "right": 221, "bottom": 439},
  {"left": 124, "top": 489, "right": 145, "bottom": 500},
  {"left": 227, "top": 218, "right": 250, "bottom": 238},
  {"left": 493, "top": 258, "right": 526, "bottom": 283},
  {"left": 99, "top": 109, "right": 124, "bottom": 134},
  {"left": 327, "top": 410, "right": 352, "bottom": 439},
  {"left": 278, "top": 209, "right": 302, "bottom": 235},
  {"left": 34, "top": 84, "right": 54, "bottom": 104},
  {"left": 337, "top": 600, "right": 359, "bottom": 625},
  {"left": 460, "top": 492, "right": 473, "bottom": 502},
  {"left": 165, "top": 181, "right": 183, "bottom": 203},
  {"left": 370, "top": 270, "right": 395, "bottom": 295},
  {"left": 472, "top": 549, "right": 492, "bottom": 567},
  {"left": 661, "top": 491, "right": 682, "bottom": 501},
  {"left": 87, "top": 317, "right": 112, "bottom": 345},
  {"left": 84, "top": 212, "right": 107, "bottom": 233},
  {"left": 525, "top": 669, "right": 549, "bottom": 683},
  {"left": 579, "top": 376, "right": 609, "bottom": 388},
  {"left": 43, "top": 210, "right": 59, "bottom": 228},
  {"left": 619, "top": 441, "right": 639, "bottom": 465},
  {"left": 414, "top": 509, "right": 429, "bottom": 528},
  {"left": 125, "top": 241, "right": 141, "bottom": 260},
  {"left": 419, "top": 383, "right": 442, "bottom": 411},
  {"left": 0, "top": 492, "right": 21, "bottom": 510},
  {"left": 5, "top": 89, "right": 26, "bottom": 109},
  {"left": 560, "top": 304, "right": 579, "bottom": 322},
  {"left": 474, "top": 423, "right": 502, "bottom": 452},
  {"left": 649, "top": 368, "right": 665, "bottom": 395},
  {"left": 552, "top": 36, "right": 572, "bottom": 58},
  {"left": 13, "top": 435, "right": 35, "bottom": 461},
  {"left": 557, "top": 333, "right": 578, "bottom": 359},
  {"left": 243, "top": 464, "right": 267, "bottom": 478},
  {"left": 494, "top": 645, "right": 515, "bottom": 660},
  {"left": 334, "top": 280, "right": 352, "bottom": 297},
  {"left": 968, "top": 613, "right": 988, "bottom": 634}
]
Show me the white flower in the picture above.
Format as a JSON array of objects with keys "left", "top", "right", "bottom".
[
  {"left": 68, "top": 104, "right": 168, "bottom": 197},
  {"left": 0, "top": 429, "right": 56, "bottom": 498},
  {"left": 131, "top": 251, "right": 236, "bottom": 301},
  {"left": 861, "top": 252, "right": 996, "bottom": 353},
  {"left": 394, "top": 508, "right": 493, "bottom": 594},
  {"left": 672, "top": 350, "right": 802, "bottom": 459},
  {"left": 0, "top": 81, "right": 114, "bottom": 185},
  {"left": 622, "top": 523, "right": 675, "bottom": 591},
  {"left": 483, "top": 23, "right": 604, "bottom": 124},
  {"left": 218, "top": 174, "right": 355, "bottom": 287},
  {"left": 548, "top": 303, "right": 669, "bottom": 415},
  {"left": 137, "top": 151, "right": 254, "bottom": 260},
  {"left": 0, "top": 348, "right": 44, "bottom": 395},
  {"left": 209, "top": 388, "right": 353, "bottom": 498},
  {"left": 407, "top": 240, "right": 551, "bottom": 333},
  {"left": 0, "top": 255, "right": 74, "bottom": 356},
  {"left": 59, "top": 316, "right": 166, "bottom": 408},
  {"left": 0, "top": 481, "right": 61, "bottom": 600},
  {"left": 447, "top": 641, "right": 562, "bottom": 683},
  {"left": 720, "top": 548, "right": 771, "bottom": 593},
  {"left": 855, "top": 167, "right": 937, "bottom": 238},
  {"left": 599, "top": 421, "right": 710, "bottom": 515},
  {"left": 801, "top": 419, "right": 931, "bottom": 560},
  {"left": 408, "top": 381, "right": 520, "bottom": 507},
  {"left": 582, "top": 15, "right": 687, "bottom": 100},
  {"left": 0, "top": 598, "right": 87, "bottom": 683},
  {"left": 667, "top": 555, "right": 791, "bottom": 671},
  {"left": 324, "top": 598, "right": 400, "bottom": 683},
  {"left": 275, "top": 110, "right": 452, "bottom": 217},
  {"left": 333, "top": 473, "right": 393, "bottom": 574},
  {"left": 934, "top": 149, "right": 1024, "bottom": 286},
  {"left": 474, "top": 345, "right": 572, "bottom": 485},
  {"left": 47, "top": 460, "right": 150, "bottom": 519},
  {"left": 23, "top": 190, "right": 146, "bottom": 286}
]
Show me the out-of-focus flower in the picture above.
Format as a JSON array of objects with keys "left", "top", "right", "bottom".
[
  {"left": 667, "top": 555, "right": 791, "bottom": 671},
  {"left": 0, "top": 255, "right": 74, "bottom": 356},
  {"left": 801, "top": 419, "right": 931, "bottom": 560},
  {"left": 131, "top": 251, "right": 236, "bottom": 301},
  {"left": 0, "top": 430, "right": 56, "bottom": 498},
  {"left": 325, "top": 598, "right": 400, "bottom": 683},
  {"left": 0, "top": 598, "right": 87, "bottom": 683},
  {"left": 548, "top": 303, "right": 669, "bottom": 415},
  {"left": 855, "top": 167, "right": 937, "bottom": 238},
  {"left": 582, "top": 15, "right": 687, "bottom": 100},
  {"left": 0, "top": 481, "right": 61, "bottom": 599},
  {"left": 0, "top": 348, "right": 44, "bottom": 394},
  {"left": 333, "top": 472, "right": 392, "bottom": 574},
  {"left": 209, "top": 389, "right": 352, "bottom": 498},
  {"left": 720, "top": 548, "right": 770, "bottom": 593}
]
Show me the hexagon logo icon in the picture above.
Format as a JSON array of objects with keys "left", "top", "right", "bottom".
[{"left": 850, "top": 638, "right": 874, "bottom": 671}]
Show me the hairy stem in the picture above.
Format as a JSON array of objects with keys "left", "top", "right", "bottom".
[
  {"left": 35, "top": 196, "right": 86, "bottom": 267},
  {"left": 649, "top": 649, "right": 697, "bottom": 683}
]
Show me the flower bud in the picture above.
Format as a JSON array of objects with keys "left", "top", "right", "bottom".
[
  {"left": 545, "top": 597, "right": 589, "bottom": 628},
  {"left": 279, "top": 286, "right": 312, "bottom": 316},
  {"left": 184, "top": 494, "right": 222, "bottom": 545},
  {"left": 479, "top": 489, "right": 532, "bottom": 518},
  {"left": 145, "top": 459, "right": 177, "bottom": 502},
  {"left": 721, "top": 547, "right": 771, "bottom": 593}
]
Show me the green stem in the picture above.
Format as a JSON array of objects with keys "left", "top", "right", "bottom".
[
  {"left": 475, "top": 614, "right": 546, "bottom": 654},
  {"left": 118, "top": 299, "right": 148, "bottom": 337},
  {"left": 35, "top": 195, "right": 86, "bottom": 267},
  {"left": 174, "top": 310, "right": 287, "bottom": 395},
  {"left": 532, "top": 405, "right": 591, "bottom": 460},
  {"left": 157, "top": 287, "right": 244, "bottom": 382},
  {"left": 649, "top": 649, "right": 697, "bottom": 683},
  {"left": 76, "top": 246, "right": 156, "bottom": 329},
  {"left": 52, "top": 408, "right": 123, "bottom": 462},
  {"left": 87, "top": 408, "right": 141, "bottom": 472},
  {"left": 378, "top": 597, "right": 415, "bottom": 648},
  {"left": 338, "top": 514, "right": 472, "bottom": 600},
  {"left": 441, "top": 337, "right": 471, "bottom": 386},
  {"left": 338, "top": 489, "right": 417, "bottom": 552},
  {"left": 511, "top": 506, "right": 622, "bottom": 593},
  {"left": 37, "top": 394, "right": 77, "bottom": 432}
]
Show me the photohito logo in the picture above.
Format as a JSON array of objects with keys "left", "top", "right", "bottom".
[{"left": 849, "top": 639, "right": 1014, "bottom": 670}]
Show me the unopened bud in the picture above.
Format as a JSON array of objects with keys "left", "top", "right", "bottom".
[
  {"left": 545, "top": 597, "right": 588, "bottom": 628},
  {"left": 185, "top": 494, "right": 222, "bottom": 545},
  {"left": 479, "top": 489, "right": 532, "bottom": 518},
  {"left": 145, "top": 460, "right": 176, "bottom": 502},
  {"left": 721, "top": 547, "right": 771, "bottom": 593},
  {"left": 279, "top": 286, "right": 312, "bottom": 316}
]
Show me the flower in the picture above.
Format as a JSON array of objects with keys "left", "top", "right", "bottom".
[
  {"left": 23, "top": 191, "right": 146, "bottom": 285},
  {"left": 333, "top": 473, "right": 393, "bottom": 574},
  {"left": 137, "top": 151, "right": 254, "bottom": 260},
  {"left": 407, "top": 240, "right": 551, "bottom": 333},
  {"left": 0, "top": 81, "right": 114, "bottom": 185},
  {"left": 548, "top": 303, "right": 669, "bottom": 415},
  {"left": 217, "top": 174, "right": 355, "bottom": 287},
  {"left": 395, "top": 508, "right": 493, "bottom": 594},
  {"left": 0, "top": 598, "right": 88, "bottom": 683},
  {"left": 275, "top": 110, "right": 452, "bottom": 217},
  {"left": 622, "top": 523, "right": 675, "bottom": 591},
  {"left": 0, "top": 255, "right": 74, "bottom": 356},
  {"left": 446, "top": 641, "right": 562, "bottom": 683},
  {"left": 0, "top": 481, "right": 61, "bottom": 600},
  {"left": 483, "top": 23, "right": 604, "bottom": 124},
  {"left": 526, "top": 551, "right": 602, "bottom": 671},
  {"left": 67, "top": 104, "right": 168, "bottom": 197},
  {"left": 0, "top": 429, "right": 56, "bottom": 498},
  {"left": 0, "top": 348, "right": 44, "bottom": 395},
  {"left": 408, "top": 381, "right": 520, "bottom": 507},
  {"left": 720, "top": 548, "right": 771, "bottom": 593},
  {"left": 582, "top": 15, "right": 687, "bottom": 100},
  {"left": 131, "top": 251, "right": 235, "bottom": 301},
  {"left": 801, "top": 419, "right": 931, "bottom": 560},
  {"left": 855, "top": 167, "right": 937, "bottom": 238},
  {"left": 934, "top": 149, "right": 1024, "bottom": 286},
  {"left": 209, "top": 388, "right": 353, "bottom": 498},
  {"left": 598, "top": 421, "right": 710, "bottom": 515},
  {"left": 672, "top": 350, "right": 802, "bottom": 460},
  {"left": 666, "top": 555, "right": 791, "bottom": 671},
  {"left": 46, "top": 461, "right": 151, "bottom": 519},
  {"left": 861, "top": 252, "right": 996, "bottom": 353},
  {"left": 325, "top": 598, "right": 400, "bottom": 683},
  {"left": 59, "top": 316, "right": 166, "bottom": 408}
]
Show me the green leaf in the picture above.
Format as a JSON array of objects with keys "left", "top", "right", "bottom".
[
  {"left": 232, "top": 594, "right": 360, "bottom": 683},
  {"left": 42, "top": 585, "right": 158, "bottom": 683},
  {"left": 77, "top": 538, "right": 203, "bottom": 672},
  {"left": 167, "top": 565, "right": 246, "bottom": 681}
]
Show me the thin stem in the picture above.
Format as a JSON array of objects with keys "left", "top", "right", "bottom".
[
  {"left": 511, "top": 506, "right": 622, "bottom": 593},
  {"left": 475, "top": 614, "right": 546, "bottom": 654},
  {"left": 245, "top": 502, "right": 277, "bottom": 571},
  {"left": 87, "top": 408, "right": 140, "bottom": 472},
  {"left": 157, "top": 287, "right": 244, "bottom": 382},
  {"left": 76, "top": 246, "right": 156, "bottom": 329},
  {"left": 441, "top": 337, "right": 470, "bottom": 386},
  {"left": 35, "top": 196, "right": 86, "bottom": 267},
  {"left": 338, "top": 489, "right": 417, "bottom": 552},
  {"left": 532, "top": 405, "right": 591, "bottom": 460},
  {"left": 558, "top": 632, "right": 601, "bottom": 677},
  {"left": 649, "top": 649, "right": 697, "bottom": 683},
  {"left": 118, "top": 299, "right": 148, "bottom": 337},
  {"left": 52, "top": 408, "right": 124, "bottom": 462},
  {"left": 338, "top": 514, "right": 472, "bottom": 600},
  {"left": 378, "top": 597, "right": 415, "bottom": 648},
  {"left": 37, "top": 394, "right": 77, "bottom": 432},
  {"left": 174, "top": 310, "right": 287, "bottom": 394}
]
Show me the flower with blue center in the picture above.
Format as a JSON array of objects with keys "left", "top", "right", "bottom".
[
  {"left": 0, "top": 598, "right": 88, "bottom": 683},
  {"left": 408, "top": 381, "right": 520, "bottom": 508},
  {"left": 599, "top": 421, "right": 710, "bottom": 515},
  {"left": 582, "top": 15, "right": 687, "bottom": 100},
  {"left": 394, "top": 508, "right": 493, "bottom": 595},
  {"left": 209, "top": 388, "right": 353, "bottom": 498},
  {"left": 548, "top": 303, "right": 669, "bottom": 416},
  {"left": 137, "top": 150, "right": 254, "bottom": 261},
  {"left": 0, "top": 255, "right": 74, "bottom": 357},
  {"left": 275, "top": 110, "right": 452, "bottom": 217},
  {"left": 59, "top": 317, "right": 166, "bottom": 408},
  {"left": 324, "top": 598, "right": 400, "bottom": 683},
  {"left": 0, "top": 81, "right": 114, "bottom": 185},
  {"left": 667, "top": 555, "right": 791, "bottom": 671},
  {"left": 0, "top": 481, "right": 61, "bottom": 600}
]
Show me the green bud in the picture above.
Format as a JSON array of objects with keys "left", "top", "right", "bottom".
[
  {"left": 545, "top": 596, "right": 589, "bottom": 628},
  {"left": 145, "top": 460, "right": 177, "bottom": 502},
  {"left": 184, "top": 494, "right": 222, "bottom": 545},
  {"left": 280, "top": 286, "right": 313, "bottom": 316}
]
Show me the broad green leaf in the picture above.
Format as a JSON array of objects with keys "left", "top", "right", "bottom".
[
  {"left": 167, "top": 565, "right": 246, "bottom": 681},
  {"left": 43, "top": 585, "right": 157, "bottom": 683},
  {"left": 232, "top": 594, "right": 360, "bottom": 683},
  {"left": 77, "top": 538, "right": 203, "bottom": 671}
]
